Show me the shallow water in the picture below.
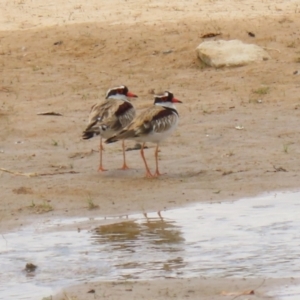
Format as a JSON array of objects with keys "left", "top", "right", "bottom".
[
  {"left": 1, "top": 191, "right": 300, "bottom": 299},
  {"left": 268, "top": 285, "right": 300, "bottom": 300}
]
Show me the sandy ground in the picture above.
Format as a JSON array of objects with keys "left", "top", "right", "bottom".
[
  {"left": 1, "top": 0, "right": 300, "bottom": 299},
  {"left": 54, "top": 278, "right": 300, "bottom": 300}
]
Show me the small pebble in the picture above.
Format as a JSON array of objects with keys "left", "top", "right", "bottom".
[{"left": 25, "top": 263, "right": 37, "bottom": 273}]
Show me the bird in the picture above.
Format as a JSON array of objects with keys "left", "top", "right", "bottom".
[
  {"left": 82, "top": 85, "right": 138, "bottom": 171},
  {"left": 105, "top": 91, "right": 182, "bottom": 178}
]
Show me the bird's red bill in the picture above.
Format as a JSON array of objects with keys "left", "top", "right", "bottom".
[
  {"left": 172, "top": 98, "right": 182, "bottom": 103},
  {"left": 126, "top": 91, "right": 138, "bottom": 98}
]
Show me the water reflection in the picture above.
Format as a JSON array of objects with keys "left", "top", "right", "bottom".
[
  {"left": 91, "top": 215, "right": 186, "bottom": 276},
  {"left": 94, "top": 221, "right": 141, "bottom": 243}
]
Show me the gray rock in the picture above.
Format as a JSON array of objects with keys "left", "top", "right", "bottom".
[{"left": 196, "top": 39, "right": 271, "bottom": 68}]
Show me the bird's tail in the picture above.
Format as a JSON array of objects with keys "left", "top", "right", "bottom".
[
  {"left": 105, "top": 135, "right": 119, "bottom": 144},
  {"left": 82, "top": 126, "right": 100, "bottom": 139}
]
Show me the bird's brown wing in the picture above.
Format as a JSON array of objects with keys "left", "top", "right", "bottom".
[
  {"left": 114, "top": 106, "right": 177, "bottom": 139},
  {"left": 84, "top": 100, "right": 135, "bottom": 133},
  {"left": 105, "top": 101, "right": 136, "bottom": 132},
  {"left": 83, "top": 100, "right": 114, "bottom": 132}
]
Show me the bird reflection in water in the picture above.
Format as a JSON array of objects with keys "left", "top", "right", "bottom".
[{"left": 91, "top": 211, "right": 186, "bottom": 277}]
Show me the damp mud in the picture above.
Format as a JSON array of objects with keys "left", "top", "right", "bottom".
[{"left": 1, "top": 191, "right": 300, "bottom": 299}]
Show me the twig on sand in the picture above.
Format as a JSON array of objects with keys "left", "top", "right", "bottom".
[
  {"left": 37, "top": 111, "right": 63, "bottom": 116},
  {"left": 0, "top": 168, "right": 38, "bottom": 177},
  {"left": 0, "top": 168, "right": 79, "bottom": 177},
  {"left": 230, "top": 279, "right": 265, "bottom": 300},
  {"left": 263, "top": 47, "right": 281, "bottom": 53},
  {"left": 99, "top": 71, "right": 115, "bottom": 77},
  {"left": 39, "top": 171, "right": 79, "bottom": 176}
]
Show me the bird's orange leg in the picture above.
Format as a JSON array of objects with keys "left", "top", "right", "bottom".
[
  {"left": 140, "top": 143, "right": 153, "bottom": 178},
  {"left": 98, "top": 137, "right": 107, "bottom": 172},
  {"left": 154, "top": 144, "right": 165, "bottom": 177},
  {"left": 120, "top": 140, "right": 130, "bottom": 170}
]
